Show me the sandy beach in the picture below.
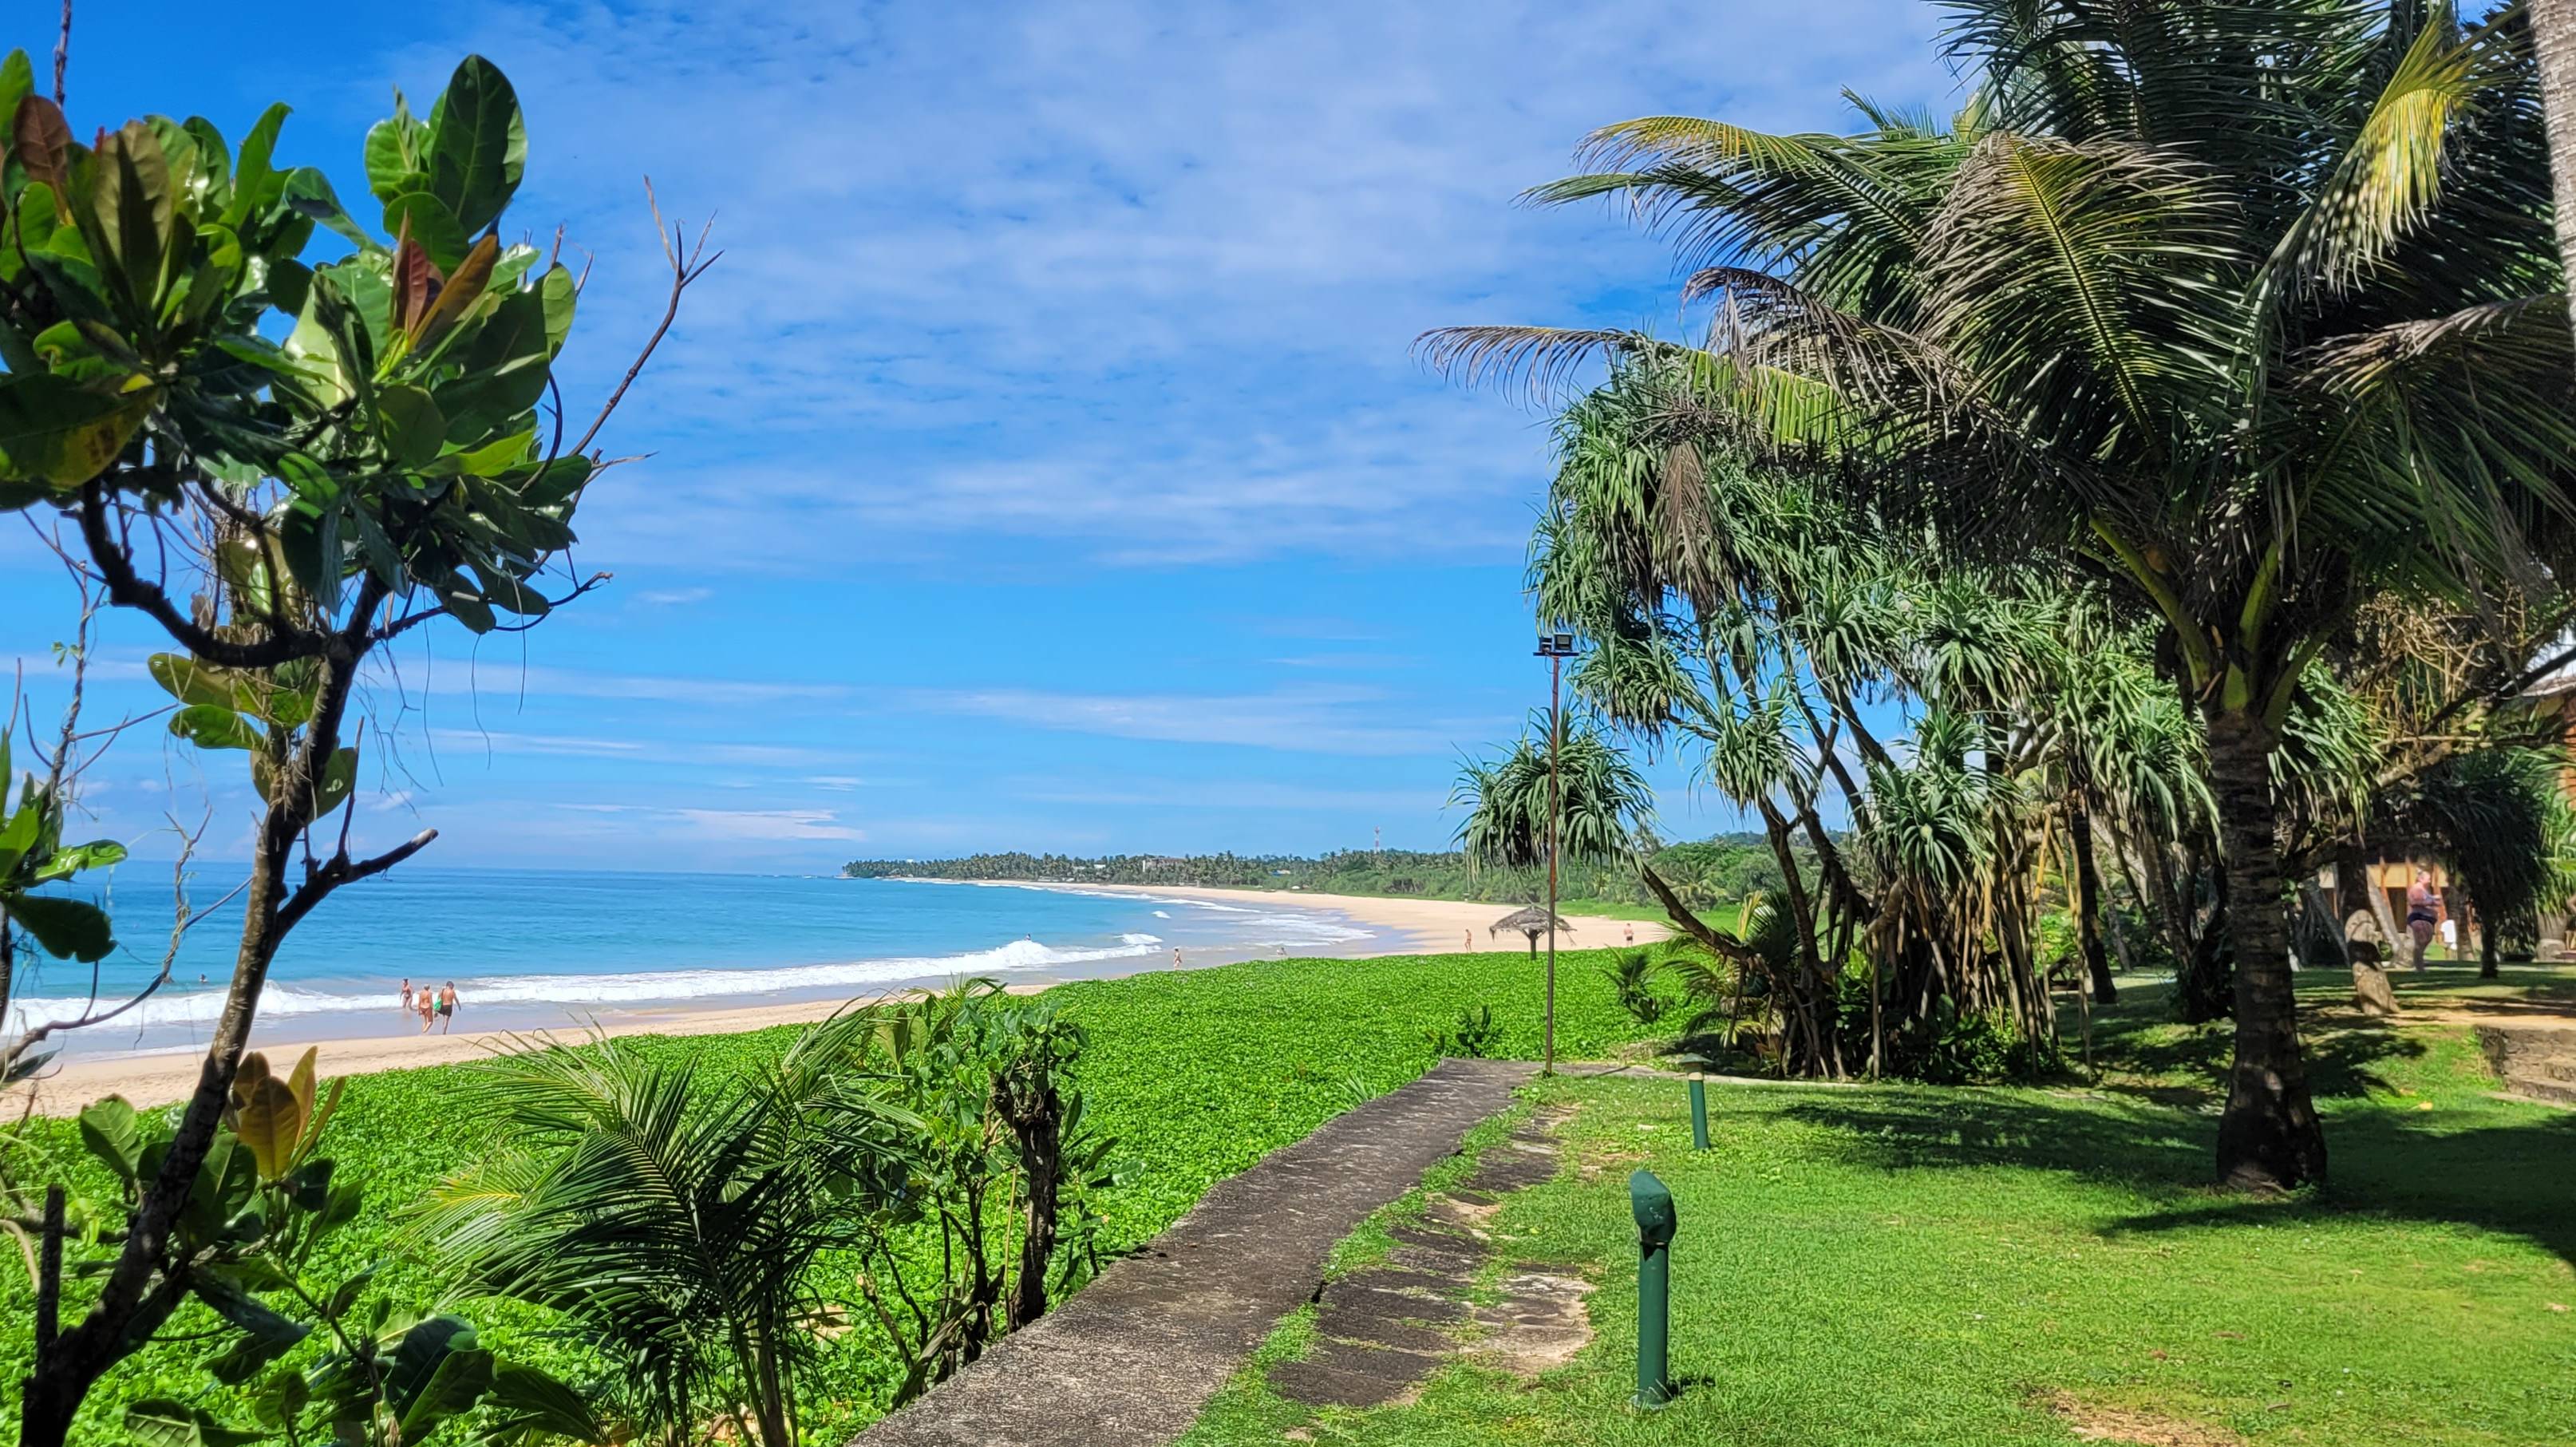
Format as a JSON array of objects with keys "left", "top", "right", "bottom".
[
  {"left": 1037, "top": 882, "right": 1664, "bottom": 957},
  {"left": 6, "top": 885, "right": 1661, "bottom": 1117}
]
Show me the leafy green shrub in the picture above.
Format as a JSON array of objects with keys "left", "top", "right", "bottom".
[
  {"left": 1425, "top": 1005, "right": 1502, "bottom": 1058},
  {"left": 1904, "top": 1002, "right": 2054, "bottom": 1085},
  {"left": 1603, "top": 947, "right": 1668, "bottom": 1027}
]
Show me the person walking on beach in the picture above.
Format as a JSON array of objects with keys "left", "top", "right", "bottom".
[
  {"left": 399, "top": 978, "right": 413, "bottom": 1014},
  {"left": 1623, "top": 923, "right": 1634, "bottom": 946},
  {"left": 417, "top": 987, "right": 436, "bottom": 1034},
  {"left": 437, "top": 982, "right": 457, "bottom": 1034},
  {"left": 1464, "top": 927, "right": 1474, "bottom": 952},
  {"left": 1172, "top": 947, "right": 1183, "bottom": 971},
  {"left": 2406, "top": 867, "right": 2444, "bottom": 969}
]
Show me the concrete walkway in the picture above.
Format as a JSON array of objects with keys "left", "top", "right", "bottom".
[{"left": 851, "top": 1058, "right": 1538, "bottom": 1447}]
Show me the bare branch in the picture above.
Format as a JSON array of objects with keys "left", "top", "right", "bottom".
[
  {"left": 567, "top": 178, "right": 719, "bottom": 460},
  {"left": 51, "top": 0, "right": 69, "bottom": 107},
  {"left": 76, "top": 485, "right": 325, "bottom": 669},
  {"left": 273, "top": 829, "right": 438, "bottom": 937}
]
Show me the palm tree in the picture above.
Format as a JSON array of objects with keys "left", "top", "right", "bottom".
[
  {"left": 1454, "top": 716, "right": 1656, "bottom": 1067},
  {"left": 2538, "top": 0, "right": 2576, "bottom": 335},
  {"left": 417, "top": 1037, "right": 915, "bottom": 1447},
  {"left": 1428, "top": 0, "right": 2576, "bottom": 1189}
]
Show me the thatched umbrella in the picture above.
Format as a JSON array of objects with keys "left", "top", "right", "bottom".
[{"left": 1490, "top": 905, "right": 1576, "bottom": 958}]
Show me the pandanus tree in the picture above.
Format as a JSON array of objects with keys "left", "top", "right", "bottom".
[
  {"left": 1426, "top": 0, "right": 2576, "bottom": 1189},
  {"left": 0, "top": 55, "right": 705, "bottom": 1441}
]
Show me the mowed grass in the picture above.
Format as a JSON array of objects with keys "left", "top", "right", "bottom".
[{"left": 1183, "top": 968, "right": 2576, "bottom": 1447}]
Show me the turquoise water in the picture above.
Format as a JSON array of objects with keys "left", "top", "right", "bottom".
[{"left": 7, "top": 869, "right": 1374, "bottom": 1055}]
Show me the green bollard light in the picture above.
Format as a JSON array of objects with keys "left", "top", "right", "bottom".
[
  {"left": 1630, "top": 1168, "right": 1676, "bottom": 1409},
  {"left": 1688, "top": 1073, "right": 1710, "bottom": 1151}
]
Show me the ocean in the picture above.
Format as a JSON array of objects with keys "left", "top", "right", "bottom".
[{"left": 6, "top": 869, "right": 1378, "bottom": 1058}]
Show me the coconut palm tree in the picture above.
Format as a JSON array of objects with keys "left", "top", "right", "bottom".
[
  {"left": 1453, "top": 715, "right": 1658, "bottom": 1068},
  {"left": 1427, "top": 0, "right": 2576, "bottom": 1189},
  {"left": 2538, "top": 0, "right": 2576, "bottom": 334}
]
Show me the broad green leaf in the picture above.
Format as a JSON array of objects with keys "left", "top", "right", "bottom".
[
  {"left": 0, "top": 51, "right": 31, "bottom": 145},
  {"left": 437, "top": 572, "right": 496, "bottom": 633},
  {"left": 280, "top": 168, "right": 373, "bottom": 251},
  {"left": 142, "top": 117, "right": 202, "bottom": 219},
  {"left": 472, "top": 563, "right": 550, "bottom": 618},
  {"left": 381, "top": 191, "right": 468, "bottom": 274},
  {"left": 276, "top": 499, "right": 343, "bottom": 615},
  {"left": 148, "top": 653, "right": 243, "bottom": 710},
  {"left": 223, "top": 102, "right": 289, "bottom": 227},
  {"left": 0, "top": 796, "right": 37, "bottom": 875},
  {"left": 192, "top": 1269, "right": 309, "bottom": 1346},
  {"left": 398, "top": 1346, "right": 495, "bottom": 1441},
  {"left": 363, "top": 98, "right": 430, "bottom": 205},
  {"left": 122, "top": 1399, "right": 264, "bottom": 1447},
  {"left": 0, "top": 372, "right": 152, "bottom": 488},
  {"left": 519, "top": 454, "right": 594, "bottom": 508},
  {"left": 168, "top": 703, "right": 263, "bottom": 752},
  {"left": 377, "top": 385, "right": 445, "bottom": 468},
  {"left": 314, "top": 747, "right": 357, "bottom": 820},
  {"left": 385, "top": 1315, "right": 477, "bottom": 1416},
  {"left": 7, "top": 894, "right": 113, "bottom": 962},
  {"left": 251, "top": 1368, "right": 309, "bottom": 1429},
  {"left": 94, "top": 122, "right": 176, "bottom": 314},
  {"left": 279, "top": 283, "right": 353, "bottom": 407},
  {"left": 31, "top": 838, "right": 127, "bottom": 882},
  {"left": 484, "top": 1364, "right": 607, "bottom": 1444},
  {"left": 428, "top": 57, "right": 524, "bottom": 235},
  {"left": 350, "top": 506, "right": 405, "bottom": 587},
  {"left": 454, "top": 428, "right": 535, "bottom": 477},
  {"left": 180, "top": 117, "right": 231, "bottom": 212},
  {"left": 539, "top": 262, "right": 577, "bottom": 355},
  {"left": 77, "top": 1095, "right": 142, "bottom": 1184}
]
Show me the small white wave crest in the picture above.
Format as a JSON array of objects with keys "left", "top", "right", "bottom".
[{"left": 5, "top": 935, "right": 1159, "bottom": 1034}]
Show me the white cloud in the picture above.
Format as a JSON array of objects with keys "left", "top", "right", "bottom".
[
  {"left": 899, "top": 684, "right": 1479, "bottom": 756},
  {"left": 672, "top": 808, "right": 865, "bottom": 842},
  {"left": 358, "top": 0, "right": 1946, "bottom": 571},
  {"left": 1009, "top": 777, "right": 1443, "bottom": 813}
]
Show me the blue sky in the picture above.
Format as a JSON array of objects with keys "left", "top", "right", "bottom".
[{"left": 2, "top": 0, "right": 1950, "bottom": 872}]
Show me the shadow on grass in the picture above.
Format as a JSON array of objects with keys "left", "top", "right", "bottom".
[{"left": 1780, "top": 1091, "right": 2576, "bottom": 1265}]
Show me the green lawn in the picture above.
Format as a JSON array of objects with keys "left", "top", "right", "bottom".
[
  {"left": 11, "top": 949, "right": 2570, "bottom": 1444},
  {"left": 1181, "top": 968, "right": 2576, "bottom": 1446}
]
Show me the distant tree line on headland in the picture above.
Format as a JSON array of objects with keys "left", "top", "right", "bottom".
[{"left": 841, "top": 837, "right": 1813, "bottom": 910}]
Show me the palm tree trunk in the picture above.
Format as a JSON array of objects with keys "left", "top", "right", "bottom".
[
  {"left": 2070, "top": 801, "right": 2116, "bottom": 1003},
  {"left": 2537, "top": 0, "right": 2576, "bottom": 338},
  {"left": 2205, "top": 709, "right": 2328, "bottom": 1192}
]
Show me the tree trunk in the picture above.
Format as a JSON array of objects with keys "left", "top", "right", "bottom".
[
  {"left": 2536, "top": 0, "right": 2576, "bottom": 340},
  {"left": 20, "top": 641, "right": 373, "bottom": 1447},
  {"left": 2175, "top": 866, "right": 2234, "bottom": 1026},
  {"left": 1004, "top": 1071, "right": 1064, "bottom": 1330},
  {"left": 2205, "top": 709, "right": 2328, "bottom": 1192},
  {"left": 2070, "top": 801, "right": 2117, "bottom": 1003}
]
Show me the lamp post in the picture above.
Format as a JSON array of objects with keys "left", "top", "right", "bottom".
[{"left": 1536, "top": 630, "right": 1575, "bottom": 1076}]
